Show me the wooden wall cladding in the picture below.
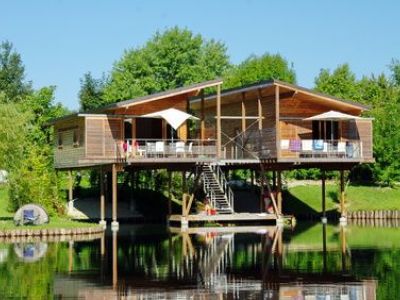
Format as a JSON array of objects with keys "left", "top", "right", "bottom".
[
  {"left": 54, "top": 117, "right": 85, "bottom": 168},
  {"left": 86, "top": 117, "right": 123, "bottom": 158},
  {"left": 356, "top": 120, "right": 373, "bottom": 159}
]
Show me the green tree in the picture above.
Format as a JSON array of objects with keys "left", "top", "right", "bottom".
[
  {"left": 78, "top": 72, "right": 107, "bottom": 111},
  {"left": 0, "top": 102, "right": 30, "bottom": 170},
  {"left": 0, "top": 41, "right": 31, "bottom": 101},
  {"left": 314, "top": 63, "right": 400, "bottom": 184},
  {"left": 103, "top": 27, "right": 230, "bottom": 102},
  {"left": 223, "top": 53, "right": 296, "bottom": 88}
]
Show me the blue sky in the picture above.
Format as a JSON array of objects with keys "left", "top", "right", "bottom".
[{"left": 1, "top": 0, "right": 399, "bottom": 110}]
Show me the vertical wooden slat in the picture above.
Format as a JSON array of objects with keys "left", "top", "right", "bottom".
[
  {"left": 241, "top": 92, "right": 246, "bottom": 133},
  {"left": 275, "top": 85, "right": 281, "bottom": 158},
  {"left": 100, "top": 168, "right": 105, "bottom": 223},
  {"left": 112, "top": 164, "right": 117, "bottom": 223},
  {"left": 216, "top": 84, "right": 222, "bottom": 158},
  {"left": 258, "top": 89, "right": 263, "bottom": 130},
  {"left": 200, "top": 90, "right": 205, "bottom": 141}
]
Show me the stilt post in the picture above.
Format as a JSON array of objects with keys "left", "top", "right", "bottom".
[
  {"left": 67, "top": 170, "right": 73, "bottom": 214},
  {"left": 340, "top": 170, "right": 346, "bottom": 217},
  {"left": 111, "top": 164, "right": 119, "bottom": 230},
  {"left": 168, "top": 171, "right": 172, "bottom": 216},
  {"left": 321, "top": 170, "right": 327, "bottom": 223},
  {"left": 99, "top": 167, "right": 106, "bottom": 228},
  {"left": 277, "top": 170, "right": 282, "bottom": 214}
]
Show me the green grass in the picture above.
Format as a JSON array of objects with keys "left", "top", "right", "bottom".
[
  {"left": 0, "top": 185, "right": 13, "bottom": 218},
  {"left": 285, "top": 183, "right": 400, "bottom": 214},
  {"left": 0, "top": 185, "right": 100, "bottom": 230},
  {"left": 0, "top": 218, "right": 99, "bottom": 230}
]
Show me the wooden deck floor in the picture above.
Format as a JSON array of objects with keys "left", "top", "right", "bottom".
[
  {"left": 169, "top": 225, "right": 278, "bottom": 234},
  {"left": 168, "top": 212, "right": 291, "bottom": 226}
]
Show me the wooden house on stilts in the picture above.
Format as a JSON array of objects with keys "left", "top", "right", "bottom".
[{"left": 50, "top": 79, "right": 374, "bottom": 229}]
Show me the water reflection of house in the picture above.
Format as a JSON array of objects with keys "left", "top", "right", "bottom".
[
  {"left": 49, "top": 79, "right": 374, "bottom": 226},
  {"left": 53, "top": 228, "right": 377, "bottom": 299}
]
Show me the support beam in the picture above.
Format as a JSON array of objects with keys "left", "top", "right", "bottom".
[
  {"left": 340, "top": 170, "right": 346, "bottom": 217},
  {"left": 182, "top": 171, "right": 187, "bottom": 193},
  {"left": 68, "top": 170, "right": 73, "bottom": 214},
  {"left": 241, "top": 92, "right": 246, "bottom": 133},
  {"left": 168, "top": 171, "right": 172, "bottom": 216},
  {"left": 259, "top": 171, "right": 264, "bottom": 212},
  {"left": 321, "top": 170, "right": 326, "bottom": 223},
  {"left": 111, "top": 164, "right": 119, "bottom": 230},
  {"left": 275, "top": 85, "right": 281, "bottom": 158},
  {"left": 68, "top": 170, "right": 73, "bottom": 201},
  {"left": 277, "top": 171, "right": 282, "bottom": 215},
  {"left": 99, "top": 168, "right": 106, "bottom": 228},
  {"left": 258, "top": 89, "right": 263, "bottom": 130},
  {"left": 112, "top": 230, "right": 118, "bottom": 289},
  {"left": 216, "top": 84, "right": 222, "bottom": 158},
  {"left": 200, "top": 90, "right": 205, "bottom": 141}
]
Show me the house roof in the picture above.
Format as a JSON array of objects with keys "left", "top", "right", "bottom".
[
  {"left": 93, "top": 78, "right": 223, "bottom": 113},
  {"left": 47, "top": 78, "right": 223, "bottom": 125},
  {"left": 190, "top": 79, "right": 369, "bottom": 111}
]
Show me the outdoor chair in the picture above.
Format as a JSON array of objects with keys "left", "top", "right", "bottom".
[
  {"left": 175, "top": 141, "right": 185, "bottom": 157},
  {"left": 301, "top": 139, "right": 313, "bottom": 157},
  {"left": 155, "top": 141, "right": 165, "bottom": 157},
  {"left": 337, "top": 142, "right": 346, "bottom": 157},
  {"left": 146, "top": 142, "right": 156, "bottom": 157},
  {"left": 23, "top": 209, "right": 38, "bottom": 225}
]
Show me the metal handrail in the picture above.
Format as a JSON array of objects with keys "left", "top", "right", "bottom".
[
  {"left": 210, "top": 164, "right": 234, "bottom": 212},
  {"left": 279, "top": 139, "right": 363, "bottom": 158}
]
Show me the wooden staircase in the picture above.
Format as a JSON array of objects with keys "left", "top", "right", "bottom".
[{"left": 202, "top": 164, "right": 234, "bottom": 214}]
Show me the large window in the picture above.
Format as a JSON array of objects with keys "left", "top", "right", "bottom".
[{"left": 312, "top": 121, "right": 339, "bottom": 140}]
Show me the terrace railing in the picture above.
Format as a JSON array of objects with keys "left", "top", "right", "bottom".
[
  {"left": 122, "top": 138, "right": 217, "bottom": 160},
  {"left": 279, "top": 139, "right": 363, "bottom": 159}
]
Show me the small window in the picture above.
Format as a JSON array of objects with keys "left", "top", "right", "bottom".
[
  {"left": 57, "top": 132, "right": 63, "bottom": 149},
  {"left": 73, "top": 129, "right": 80, "bottom": 147}
]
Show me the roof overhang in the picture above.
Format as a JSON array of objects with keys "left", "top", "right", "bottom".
[{"left": 190, "top": 79, "right": 369, "bottom": 112}]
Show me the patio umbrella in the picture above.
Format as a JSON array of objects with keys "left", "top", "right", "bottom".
[
  {"left": 303, "top": 110, "right": 365, "bottom": 121},
  {"left": 142, "top": 108, "right": 199, "bottom": 141},
  {"left": 304, "top": 110, "right": 372, "bottom": 140}
]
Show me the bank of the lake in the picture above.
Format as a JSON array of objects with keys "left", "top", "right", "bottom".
[
  {"left": 285, "top": 183, "right": 400, "bottom": 216},
  {"left": 0, "top": 185, "right": 103, "bottom": 235}
]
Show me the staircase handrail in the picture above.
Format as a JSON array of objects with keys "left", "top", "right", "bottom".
[{"left": 210, "top": 164, "right": 234, "bottom": 212}]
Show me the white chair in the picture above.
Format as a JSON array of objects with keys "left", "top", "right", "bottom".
[
  {"left": 175, "top": 141, "right": 185, "bottom": 157},
  {"left": 155, "top": 141, "right": 165, "bottom": 157},
  {"left": 301, "top": 139, "right": 313, "bottom": 157},
  {"left": 187, "top": 142, "right": 193, "bottom": 157},
  {"left": 280, "top": 139, "right": 290, "bottom": 150},
  {"left": 338, "top": 142, "right": 346, "bottom": 157}
]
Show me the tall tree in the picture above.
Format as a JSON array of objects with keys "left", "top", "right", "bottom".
[
  {"left": 78, "top": 72, "right": 107, "bottom": 111},
  {"left": 103, "top": 27, "right": 231, "bottom": 102},
  {"left": 0, "top": 41, "right": 31, "bottom": 101},
  {"left": 314, "top": 63, "right": 400, "bottom": 184},
  {"left": 223, "top": 53, "right": 296, "bottom": 88}
]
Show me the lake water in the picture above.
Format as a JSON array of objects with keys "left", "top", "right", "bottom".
[{"left": 0, "top": 222, "right": 399, "bottom": 299}]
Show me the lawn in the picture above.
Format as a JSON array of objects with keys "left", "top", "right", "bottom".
[
  {"left": 0, "top": 185, "right": 100, "bottom": 230},
  {"left": 285, "top": 183, "right": 400, "bottom": 214}
]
